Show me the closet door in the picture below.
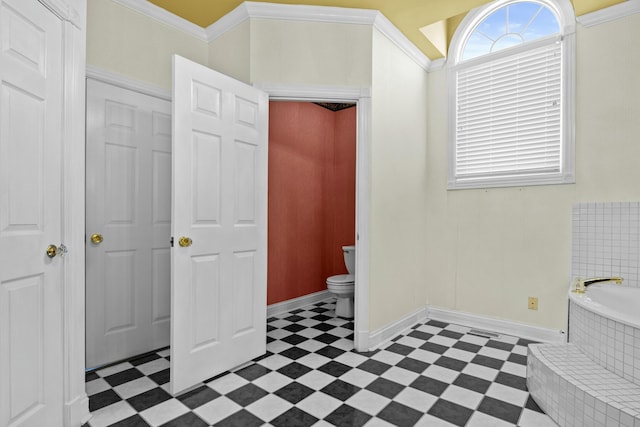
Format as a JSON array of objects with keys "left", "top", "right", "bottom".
[
  {"left": 0, "top": 0, "right": 64, "bottom": 425},
  {"left": 86, "top": 79, "right": 172, "bottom": 368}
]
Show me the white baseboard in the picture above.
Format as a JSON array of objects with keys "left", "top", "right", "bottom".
[
  {"left": 366, "top": 306, "right": 429, "bottom": 351},
  {"left": 65, "top": 394, "right": 90, "bottom": 427},
  {"left": 267, "top": 290, "right": 332, "bottom": 317},
  {"left": 427, "top": 306, "right": 566, "bottom": 344}
]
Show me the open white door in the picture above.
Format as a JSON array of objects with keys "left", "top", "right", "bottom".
[
  {"left": 0, "top": 0, "right": 64, "bottom": 425},
  {"left": 170, "top": 55, "right": 268, "bottom": 394}
]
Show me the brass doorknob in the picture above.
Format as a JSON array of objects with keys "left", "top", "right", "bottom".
[
  {"left": 46, "top": 245, "right": 58, "bottom": 258},
  {"left": 90, "top": 233, "right": 103, "bottom": 244},
  {"left": 178, "top": 236, "right": 192, "bottom": 247}
]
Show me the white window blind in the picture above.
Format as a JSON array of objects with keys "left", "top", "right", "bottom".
[{"left": 455, "top": 41, "right": 562, "bottom": 182}]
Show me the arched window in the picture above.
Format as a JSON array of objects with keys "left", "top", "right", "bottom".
[{"left": 448, "top": 0, "right": 575, "bottom": 189}]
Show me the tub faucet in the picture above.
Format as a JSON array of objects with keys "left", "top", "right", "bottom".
[{"left": 572, "top": 277, "right": 623, "bottom": 293}]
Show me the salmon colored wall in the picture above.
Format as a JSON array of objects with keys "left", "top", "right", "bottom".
[{"left": 268, "top": 102, "right": 356, "bottom": 305}]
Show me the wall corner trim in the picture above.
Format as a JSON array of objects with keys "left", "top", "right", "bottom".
[
  {"left": 110, "top": 0, "right": 209, "bottom": 40},
  {"left": 372, "top": 12, "right": 431, "bottom": 71},
  {"left": 577, "top": 0, "right": 640, "bottom": 27},
  {"left": 427, "top": 306, "right": 566, "bottom": 344}
]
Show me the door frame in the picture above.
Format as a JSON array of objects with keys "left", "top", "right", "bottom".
[
  {"left": 41, "top": 0, "right": 90, "bottom": 425},
  {"left": 256, "top": 83, "right": 371, "bottom": 353}
]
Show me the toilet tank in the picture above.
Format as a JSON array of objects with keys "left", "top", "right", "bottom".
[{"left": 342, "top": 245, "right": 356, "bottom": 274}]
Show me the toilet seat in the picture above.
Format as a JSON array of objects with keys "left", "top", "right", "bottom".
[{"left": 326, "top": 274, "right": 354, "bottom": 285}]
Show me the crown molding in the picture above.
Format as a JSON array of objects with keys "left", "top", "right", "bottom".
[
  {"left": 577, "top": 0, "right": 640, "bottom": 27},
  {"left": 206, "top": 2, "right": 431, "bottom": 71},
  {"left": 107, "top": 1, "right": 432, "bottom": 72},
  {"left": 110, "top": 0, "right": 208, "bottom": 41}
]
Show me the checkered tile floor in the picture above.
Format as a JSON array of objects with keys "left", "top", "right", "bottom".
[{"left": 84, "top": 299, "right": 557, "bottom": 426}]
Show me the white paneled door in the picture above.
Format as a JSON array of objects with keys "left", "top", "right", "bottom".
[
  {"left": 0, "top": 0, "right": 64, "bottom": 425},
  {"left": 86, "top": 79, "right": 172, "bottom": 368},
  {"left": 171, "top": 56, "right": 268, "bottom": 394}
]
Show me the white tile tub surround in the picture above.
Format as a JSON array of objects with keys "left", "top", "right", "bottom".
[
  {"left": 572, "top": 202, "right": 640, "bottom": 288},
  {"left": 527, "top": 344, "right": 640, "bottom": 427},
  {"left": 569, "top": 299, "right": 640, "bottom": 387}
]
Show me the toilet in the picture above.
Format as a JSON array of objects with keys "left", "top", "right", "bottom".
[{"left": 326, "top": 245, "right": 355, "bottom": 318}]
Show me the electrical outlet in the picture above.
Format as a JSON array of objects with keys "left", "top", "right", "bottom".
[{"left": 528, "top": 297, "right": 539, "bottom": 310}]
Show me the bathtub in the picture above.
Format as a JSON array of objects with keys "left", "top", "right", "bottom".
[{"left": 568, "top": 283, "right": 640, "bottom": 386}]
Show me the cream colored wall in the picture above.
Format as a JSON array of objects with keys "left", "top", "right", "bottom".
[
  {"left": 369, "top": 29, "right": 429, "bottom": 332},
  {"left": 86, "top": 0, "right": 208, "bottom": 89},
  {"left": 425, "top": 13, "right": 640, "bottom": 331},
  {"left": 208, "top": 21, "right": 251, "bottom": 84},
  {"left": 249, "top": 20, "right": 372, "bottom": 86}
]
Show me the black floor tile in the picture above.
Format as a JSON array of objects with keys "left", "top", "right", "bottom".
[
  {"left": 127, "top": 387, "right": 172, "bottom": 412},
  {"left": 280, "top": 346, "right": 310, "bottom": 360},
  {"left": 270, "top": 407, "right": 318, "bottom": 427},
  {"left": 525, "top": 395, "right": 544, "bottom": 413},
  {"left": 324, "top": 404, "right": 371, "bottom": 427},
  {"left": 129, "top": 352, "right": 162, "bottom": 366},
  {"left": 495, "top": 371, "right": 528, "bottom": 391},
  {"left": 453, "top": 373, "right": 492, "bottom": 394},
  {"left": 277, "top": 362, "right": 312, "bottom": 379},
  {"left": 365, "top": 377, "right": 404, "bottom": 399},
  {"left": 434, "top": 355, "right": 467, "bottom": 372},
  {"left": 316, "top": 345, "right": 345, "bottom": 359},
  {"left": 471, "top": 354, "right": 504, "bottom": 370},
  {"left": 315, "top": 333, "right": 341, "bottom": 344},
  {"left": 357, "top": 359, "right": 391, "bottom": 375},
  {"left": 216, "top": 409, "right": 264, "bottom": 427},
  {"left": 428, "top": 398, "right": 474, "bottom": 426},
  {"left": 477, "top": 396, "right": 523, "bottom": 424},
  {"left": 160, "top": 412, "right": 208, "bottom": 427},
  {"left": 111, "top": 414, "right": 150, "bottom": 427},
  {"left": 318, "top": 360, "right": 352, "bottom": 377},
  {"left": 386, "top": 343, "right": 414, "bottom": 356},
  {"left": 282, "top": 333, "right": 307, "bottom": 346},
  {"left": 86, "top": 371, "right": 99, "bottom": 382},
  {"left": 226, "top": 383, "right": 269, "bottom": 407},
  {"left": 487, "top": 340, "right": 515, "bottom": 352},
  {"left": 104, "top": 368, "right": 144, "bottom": 387},
  {"left": 407, "top": 330, "right": 433, "bottom": 341},
  {"left": 453, "top": 341, "right": 482, "bottom": 353},
  {"left": 320, "top": 379, "right": 360, "bottom": 400},
  {"left": 89, "top": 389, "right": 122, "bottom": 412},
  {"left": 377, "top": 401, "right": 423, "bottom": 427},
  {"left": 439, "top": 329, "right": 464, "bottom": 340},
  {"left": 420, "top": 342, "right": 449, "bottom": 354},
  {"left": 148, "top": 368, "right": 170, "bottom": 385},
  {"left": 234, "top": 364, "right": 271, "bottom": 381},
  {"left": 410, "top": 375, "right": 449, "bottom": 396},
  {"left": 508, "top": 353, "right": 528, "bottom": 365},
  {"left": 177, "top": 385, "right": 220, "bottom": 409},
  {"left": 395, "top": 357, "right": 429, "bottom": 374},
  {"left": 274, "top": 382, "right": 315, "bottom": 404}
]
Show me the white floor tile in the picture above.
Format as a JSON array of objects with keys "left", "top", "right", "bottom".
[
  {"left": 206, "top": 373, "right": 249, "bottom": 394},
  {"left": 486, "top": 382, "right": 528, "bottom": 407},
  {"left": 135, "top": 358, "right": 169, "bottom": 376},
  {"left": 245, "top": 394, "right": 293, "bottom": 422},
  {"left": 380, "top": 366, "right": 420, "bottom": 386},
  {"left": 518, "top": 408, "right": 559, "bottom": 427},
  {"left": 139, "top": 399, "right": 189, "bottom": 426},
  {"left": 394, "top": 387, "right": 438, "bottom": 412},
  {"left": 192, "top": 396, "right": 242, "bottom": 425},
  {"left": 96, "top": 362, "right": 134, "bottom": 378},
  {"left": 466, "top": 411, "right": 515, "bottom": 427},
  {"left": 87, "top": 401, "right": 136, "bottom": 427},
  {"left": 296, "top": 369, "right": 336, "bottom": 390},
  {"left": 86, "top": 378, "right": 111, "bottom": 397},
  {"left": 113, "top": 376, "right": 158, "bottom": 400},
  {"left": 346, "top": 389, "right": 392, "bottom": 415},
  {"left": 296, "top": 391, "right": 342, "bottom": 419}
]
